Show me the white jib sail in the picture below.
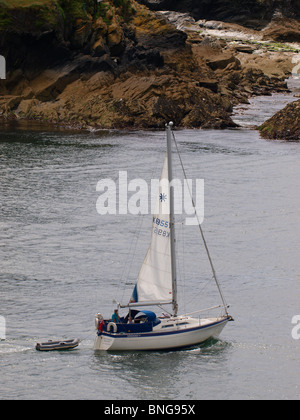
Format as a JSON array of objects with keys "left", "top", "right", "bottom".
[{"left": 131, "top": 152, "right": 173, "bottom": 305}]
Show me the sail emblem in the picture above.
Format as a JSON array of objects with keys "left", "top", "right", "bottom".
[{"left": 159, "top": 193, "right": 167, "bottom": 202}]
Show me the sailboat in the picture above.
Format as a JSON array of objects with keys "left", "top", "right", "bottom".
[{"left": 94, "top": 122, "right": 233, "bottom": 351}]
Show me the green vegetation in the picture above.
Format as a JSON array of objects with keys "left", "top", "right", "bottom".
[
  {"left": 250, "top": 40, "right": 300, "bottom": 53},
  {"left": 112, "top": 0, "right": 136, "bottom": 22},
  {"left": 0, "top": 0, "right": 62, "bottom": 29},
  {"left": 0, "top": 0, "right": 137, "bottom": 30},
  {"left": 55, "top": 0, "right": 136, "bottom": 23},
  {"left": 59, "top": 0, "right": 90, "bottom": 19},
  {"left": 258, "top": 123, "right": 271, "bottom": 133},
  {"left": 0, "top": 0, "right": 52, "bottom": 6},
  {"left": 0, "top": 7, "right": 11, "bottom": 26},
  {"left": 232, "top": 39, "right": 300, "bottom": 53}
]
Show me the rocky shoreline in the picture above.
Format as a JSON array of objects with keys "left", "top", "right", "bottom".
[{"left": 0, "top": 0, "right": 299, "bottom": 137}]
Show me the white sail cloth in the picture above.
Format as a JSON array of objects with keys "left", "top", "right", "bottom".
[{"left": 131, "top": 153, "right": 173, "bottom": 305}]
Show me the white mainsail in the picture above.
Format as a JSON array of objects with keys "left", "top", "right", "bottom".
[{"left": 130, "top": 153, "right": 173, "bottom": 305}]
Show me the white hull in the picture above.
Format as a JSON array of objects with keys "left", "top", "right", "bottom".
[{"left": 94, "top": 316, "right": 230, "bottom": 351}]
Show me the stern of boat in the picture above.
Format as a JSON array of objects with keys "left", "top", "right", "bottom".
[{"left": 94, "top": 334, "right": 115, "bottom": 351}]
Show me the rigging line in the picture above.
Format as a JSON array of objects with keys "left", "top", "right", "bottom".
[
  {"left": 157, "top": 305, "right": 173, "bottom": 316},
  {"left": 119, "top": 215, "right": 143, "bottom": 303},
  {"left": 184, "top": 275, "right": 213, "bottom": 308},
  {"left": 79, "top": 330, "right": 95, "bottom": 343},
  {"left": 171, "top": 130, "right": 229, "bottom": 316},
  {"left": 119, "top": 132, "right": 167, "bottom": 304},
  {"left": 179, "top": 220, "right": 187, "bottom": 315}
]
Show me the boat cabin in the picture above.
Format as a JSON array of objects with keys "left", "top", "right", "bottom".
[{"left": 100, "top": 310, "right": 161, "bottom": 334}]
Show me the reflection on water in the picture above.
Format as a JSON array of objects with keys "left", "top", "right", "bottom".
[{"left": 91, "top": 339, "right": 231, "bottom": 399}]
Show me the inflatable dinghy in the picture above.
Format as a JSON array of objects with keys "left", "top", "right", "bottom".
[{"left": 36, "top": 338, "right": 80, "bottom": 351}]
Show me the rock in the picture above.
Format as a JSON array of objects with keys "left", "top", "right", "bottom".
[
  {"left": 207, "top": 54, "right": 241, "bottom": 71},
  {"left": 159, "top": 11, "right": 199, "bottom": 32},
  {"left": 16, "top": 99, "right": 40, "bottom": 117},
  {"left": 198, "top": 20, "right": 224, "bottom": 30},
  {"left": 92, "top": 37, "right": 109, "bottom": 57},
  {"left": 107, "top": 21, "right": 125, "bottom": 56},
  {"left": 198, "top": 79, "right": 219, "bottom": 93},
  {"left": 137, "top": 0, "right": 173, "bottom": 11},
  {"left": 70, "top": 19, "right": 93, "bottom": 50},
  {"left": 28, "top": 67, "right": 80, "bottom": 102},
  {"left": 233, "top": 45, "right": 255, "bottom": 54},
  {"left": 262, "top": 17, "right": 300, "bottom": 42},
  {"left": 259, "top": 99, "right": 300, "bottom": 141},
  {"left": 0, "top": 95, "right": 22, "bottom": 115}
]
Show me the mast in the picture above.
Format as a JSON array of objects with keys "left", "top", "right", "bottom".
[{"left": 166, "top": 122, "right": 178, "bottom": 317}]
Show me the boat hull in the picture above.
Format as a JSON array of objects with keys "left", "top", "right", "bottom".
[{"left": 94, "top": 317, "right": 230, "bottom": 351}]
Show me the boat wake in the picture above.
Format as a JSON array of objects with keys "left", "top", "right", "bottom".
[{"left": 0, "top": 340, "right": 32, "bottom": 355}]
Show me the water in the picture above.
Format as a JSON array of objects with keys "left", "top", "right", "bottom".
[
  {"left": 0, "top": 82, "right": 300, "bottom": 400},
  {"left": 232, "top": 78, "right": 300, "bottom": 128}
]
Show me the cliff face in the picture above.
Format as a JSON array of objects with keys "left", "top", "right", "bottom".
[
  {"left": 138, "top": 0, "right": 300, "bottom": 43},
  {"left": 0, "top": 0, "right": 191, "bottom": 128},
  {"left": 0, "top": 0, "right": 160, "bottom": 75},
  {"left": 0, "top": 0, "right": 297, "bottom": 130},
  {"left": 138, "top": 0, "right": 300, "bottom": 29}
]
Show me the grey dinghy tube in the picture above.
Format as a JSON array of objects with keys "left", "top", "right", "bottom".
[{"left": 36, "top": 338, "right": 80, "bottom": 351}]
